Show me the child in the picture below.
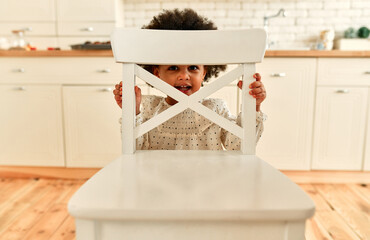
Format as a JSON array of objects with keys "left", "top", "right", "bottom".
[{"left": 113, "top": 8, "right": 267, "bottom": 150}]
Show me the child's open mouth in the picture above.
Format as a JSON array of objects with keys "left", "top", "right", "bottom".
[{"left": 175, "top": 85, "right": 191, "bottom": 94}]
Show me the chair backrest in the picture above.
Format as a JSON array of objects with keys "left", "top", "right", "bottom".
[{"left": 111, "top": 28, "right": 267, "bottom": 155}]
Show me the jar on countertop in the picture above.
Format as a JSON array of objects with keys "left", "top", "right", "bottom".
[{"left": 9, "top": 30, "right": 28, "bottom": 50}]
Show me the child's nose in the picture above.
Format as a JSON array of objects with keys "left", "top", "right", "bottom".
[{"left": 178, "top": 69, "right": 190, "bottom": 80}]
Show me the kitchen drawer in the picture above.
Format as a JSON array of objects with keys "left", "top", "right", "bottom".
[
  {"left": 0, "top": 57, "right": 122, "bottom": 84},
  {"left": 57, "top": 22, "right": 115, "bottom": 36},
  {"left": 317, "top": 58, "right": 370, "bottom": 86},
  {"left": 0, "top": 23, "right": 56, "bottom": 36}
]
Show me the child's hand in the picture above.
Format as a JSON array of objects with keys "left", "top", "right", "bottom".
[
  {"left": 113, "top": 81, "right": 142, "bottom": 115},
  {"left": 237, "top": 73, "right": 266, "bottom": 111}
]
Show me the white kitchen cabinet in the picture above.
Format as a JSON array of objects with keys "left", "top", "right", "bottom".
[
  {"left": 63, "top": 86, "right": 122, "bottom": 167},
  {"left": 317, "top": 58, "right": 370, "bottom": 86},
  {"left": 0, "top": 0, "right": 56, "bottom": 22},
  {"left": 0, "top": 23, "right": 56, "bottom": 36},
  {"left": 0, "top": 0, "right": 116, "bottom": 50},
  {"left": 0, "top": 57, "right": 122, "bottom": 84},
  {"left": 254, "top": 58, "right": 316, "bottom": 170},
  {"left": 1, "top": 55, "right": 368, "bottom": 170},
  {"left": 57, "top": 22, "right": 115, "bottom": 36},
  {"left": 363, "top": 88, "right": 370, "bottom": 171},
  {"left": 56, "top": 0, "right": 115, "bottom": 22},
  {"left": 56, "top": 0, "right": 116, "bottom": 49},
  {"left": 0, "top": 57, "right": 123, "bottom": 167},
  {"left": 0, "top": 0, "right": 56, "bottom": 49},
  {"left": 314, "top": 58, "right": 370, "bottom": 171},
  {"left": 0, "top": 85, "right": 64, "bottom": 166},
  {"left": 0, "top": 21, "right": 58, "bottom": 49},
  {"left": 312, "top": 87, "right": 368, "bottom": 170}
]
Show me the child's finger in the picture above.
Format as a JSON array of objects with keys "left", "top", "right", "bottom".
[
  {"left": 249, "top": 81, "right": 263, "bottom": 89},
  {"left": 237, "top": 80, "right": 243, "bottom": 89},
  {"left": 114, "top": 94, "right": 122, "bottom": 101},
  {"left": 253, "top": 73, "right": 261, "bottom": 81},
  {"left": 135, "top": 86, "right": 142, "bottom": 103},
  {"left": 249, "top": 88, "right": 264, "bottom": 95},
  {"left": 113, "top": 89, "right": 121, "bottom": 96},
  {"left": 253, "top": 92, "right": 266, "bottom": 100}
]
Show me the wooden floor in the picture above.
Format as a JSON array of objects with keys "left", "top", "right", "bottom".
[{"left": 0, "top": 178, "right": 369, "bottom": 240}]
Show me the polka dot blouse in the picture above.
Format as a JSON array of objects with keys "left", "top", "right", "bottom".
[{"left": 119, "top": 95, "right": 266, "bottom": 150}]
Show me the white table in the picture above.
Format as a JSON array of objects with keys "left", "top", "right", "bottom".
[{"left": 68, "top": 150, "right": 315, "bottom": 240}]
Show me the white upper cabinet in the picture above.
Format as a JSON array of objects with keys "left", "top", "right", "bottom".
[
  {"left": 0, "top": 0, "right": 56, "bottom": 22},
  {"left": 56, "top": 0, "right": 115, "bottom": 22},
  {"left": 0, "top": 0, "right": 56, "bottom": 44},
  {"left": 56, "top": 0, "right": 116, "bottom": 48},
  {"left": 0, "top": 0, "right": 116, "bottom": 49}
]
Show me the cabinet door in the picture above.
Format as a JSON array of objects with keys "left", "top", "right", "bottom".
[
  {"left": 255, "top": 58, "right": 316, "bottom": 170},
  {"left": 0, "top": 0, "right": 55, "bottom": 21},
  {"left": 0, "top": 85, "right": 64, "bottom": 166},
  {"left": 364, "top": 88, "right": 370, "bottom": 171},
  {"left": 57, "top": 0, "right": 115, "bottom": 22},
  {"left": 63, "top": 86, "right": 122, "bottom": 167},
  {"left": 312, "top": 87, "right": 368, "bottom": 170}
]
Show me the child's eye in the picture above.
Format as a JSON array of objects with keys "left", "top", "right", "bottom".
[
  {"left": 168, "top": 66, "right": 178, "bottom": 71},
  {"left": 189, "top": 65, "right": 199, "bottom": 71}
]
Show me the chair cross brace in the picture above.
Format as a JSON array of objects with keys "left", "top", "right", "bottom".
[{"left": 134, "top": 64, "right": 245, "bottom": 139}]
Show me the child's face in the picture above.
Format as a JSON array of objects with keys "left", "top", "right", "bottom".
[{"left": 153, "top": 65, "right": 207, "bottom": 104}]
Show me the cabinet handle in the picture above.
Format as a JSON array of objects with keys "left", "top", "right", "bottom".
[
  {"left": 21, "top": 27, "right": 32, "bottom": 32},
  {"left": 365, "top": 71, "right": 370, "bottom": 74},
  {"left": 99, "top": 88, "right": 112, "bottom": 92},
  {"left": 98, "top": 69, "right": 111, "bottom": 73},
  {"left": 270, "top": 73, "right": 286, "bottom": 77},
  {"left": 13, "top": 68, "right": 25, "bottom": 73},
  {"left": 336, "top": 89, "right": 349, "bottom": 94},
  {"left": 14, "top": 86, "right": 26, "bottom": 91},
  {"left": 80, "top": 27, "right": 94, "bottom": 32}
]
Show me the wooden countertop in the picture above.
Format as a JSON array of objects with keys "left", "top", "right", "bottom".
[{"left": 0, "top": 50, "right": 369, "bottom": 57}]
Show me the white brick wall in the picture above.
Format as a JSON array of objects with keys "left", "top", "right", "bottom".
[{"left": 121, "top": 0, "right": 370, "bottom": 48}]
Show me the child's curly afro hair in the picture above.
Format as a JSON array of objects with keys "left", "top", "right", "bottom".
[{"left": 141, "top": 8, "right": 227, "bottom": 82}]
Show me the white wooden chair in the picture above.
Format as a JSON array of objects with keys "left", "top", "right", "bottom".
[{"left": 68, "top": 28, "right": 315, "bottom": 240}]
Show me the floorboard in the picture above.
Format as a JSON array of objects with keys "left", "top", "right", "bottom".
[{"left": 0, "top": 178, "right": 368, "bottom": 240}]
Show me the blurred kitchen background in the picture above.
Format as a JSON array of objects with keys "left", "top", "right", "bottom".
[
  {"left": 0, "top": 2, "right": 369, "bottom": 239},
  {"left": 0, "top": 0, "right": 369, "bottom": 50},
  {"left": 0, "top": 0, "right": 369, "bottom": 171}
]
